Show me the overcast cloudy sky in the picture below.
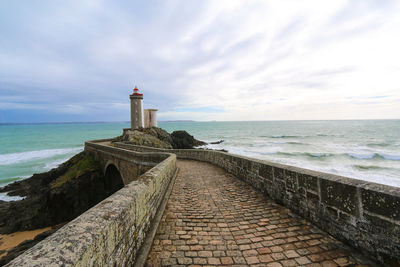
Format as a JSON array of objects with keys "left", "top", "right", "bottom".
[{"left": 1, "top": 0, "right": 400, "bottom": 122}]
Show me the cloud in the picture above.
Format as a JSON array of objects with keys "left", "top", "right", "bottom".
[{"left": 0, "top": 0, "right": 400, "bottom": 122}]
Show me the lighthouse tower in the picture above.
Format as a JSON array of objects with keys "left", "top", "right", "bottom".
[{"left": 130, "top": 86, "right": 143, "bottom": 129}]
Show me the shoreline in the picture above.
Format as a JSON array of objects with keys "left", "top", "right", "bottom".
[{"left": 0, "top": 226, "right": 52, "bottom": 260}]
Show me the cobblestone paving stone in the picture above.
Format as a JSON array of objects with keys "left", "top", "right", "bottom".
[{"left": 145, "top": 160, "right": 370, "bottom": 267}]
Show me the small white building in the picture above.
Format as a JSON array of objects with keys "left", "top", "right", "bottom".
[{"left": 144, "top": 109, "right": 158, "bottom": 128}]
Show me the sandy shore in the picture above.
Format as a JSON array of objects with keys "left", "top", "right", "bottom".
[{"left": 0, "top": 227, "right": 52, "bottom": 259}]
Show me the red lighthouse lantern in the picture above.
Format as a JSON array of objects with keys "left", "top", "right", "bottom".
[{"left": 133, "top": 86, "right": 143, "bottom": 96}]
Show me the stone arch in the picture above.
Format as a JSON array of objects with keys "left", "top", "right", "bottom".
[
  {"left": 104, "top": 160, "right": 117, "bottom": 175},
  {"left": 104, "top": 163, "right": 124, "bottom": 197}
]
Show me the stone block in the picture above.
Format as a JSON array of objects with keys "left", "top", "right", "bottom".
[
  {"left": 297, "top": 173, "right": 318, "bottom": 192},
  {"left": 306, "top": 191, "right": 319, "bottom": 202},
  {"left": 273, "top": 166, "right": 285, "bottom": 180},
  {"left": 361, "top": 187, "right": 400, "bottom": 220},
  {"left": 285, "top": 170, "right": 298, "bottom": 192},
  {"left": 363, "top": 213, "right": 395, "bottom": 229},
  {"left": 320, "top": 179, "right": 359, "bottom": 215},
  {"left": 259, "top": 164, "right": 274, "bottom": 181}
]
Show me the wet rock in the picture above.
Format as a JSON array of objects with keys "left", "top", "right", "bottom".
[
  {"left": 0, "top": 152, "right": 122, "bottom": 234},
  {"left": 170, "top": 130, "right": 207, "bottom": 149},
  {"left": 210, "top": 140, "right": 224, "bottom": 144}
]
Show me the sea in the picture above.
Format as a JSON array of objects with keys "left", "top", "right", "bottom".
[{"left": 0, "top": 120, "right": 399, "bottom": 200}]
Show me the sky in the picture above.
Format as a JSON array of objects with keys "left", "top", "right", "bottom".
[{"left": 1, "top": 0, "right": 400, "bottom": 123}]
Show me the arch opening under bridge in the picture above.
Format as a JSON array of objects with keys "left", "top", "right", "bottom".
[{"left": 104, "top": 164, "right": 124, "bottom": 197}]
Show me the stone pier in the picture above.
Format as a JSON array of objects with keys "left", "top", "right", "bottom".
[
  {"left": 6, "top": 142, "right": 399, "bottom": 266},
  {"left": 146, "top": 160, "right": 370, "bottom": 266}
]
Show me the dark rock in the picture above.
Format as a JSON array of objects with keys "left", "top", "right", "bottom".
[
  {"left": 171, "top": 130, "right": 207, "bottom": 149},
  {"left": 117, "top": 127, "right": 207, "bottom": 150},
  {"left": 142, "top": 127, "right": 174, "bottom": 146},
  {"left": 210, "top": 140, "right": 224, "bottom": 144},
  {"left": 0, "top": 151, "right": 122, "bottom": 234}
]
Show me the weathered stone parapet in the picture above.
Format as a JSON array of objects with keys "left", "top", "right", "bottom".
[
  {"left": 6, "top": 142, "right": 177, "bottom": 267},
  {"left": 114, "top": 142, "right": 400, "bottom": 265},
  {"left": 85, "top": 139, "right": 170, "bottom": 184}
]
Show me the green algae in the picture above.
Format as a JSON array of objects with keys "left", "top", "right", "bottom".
[{"left": 51, "top": 154, "right": 101, "bottom": 189}]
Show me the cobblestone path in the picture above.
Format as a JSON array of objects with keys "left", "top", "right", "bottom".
[{"left": 146, "top": 160, "right": 369, "bottom": 267}]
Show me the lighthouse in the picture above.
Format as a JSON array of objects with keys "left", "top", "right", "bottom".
[{"left": 130, "top": 86, "right": 143, "bottom": 129}]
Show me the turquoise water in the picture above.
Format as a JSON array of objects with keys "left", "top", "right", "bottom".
[
  {"left": 0, "top": 122, "right": 128, "bottom": 189},
  {"left": 1, "top": 120, "right": 399, "bottom": 199}
]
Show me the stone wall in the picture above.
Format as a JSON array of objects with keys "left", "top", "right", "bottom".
[
  {"left": 85, "top": 139, "right": 169, "bottom": 184},
  {"left": 6, "top": 142, "right": 177, "bottom": 267},
  {"left": 115, "top": 142, "right": 400, "bottom": 265}
]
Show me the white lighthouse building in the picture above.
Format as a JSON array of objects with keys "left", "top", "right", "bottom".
[
  {"left": 129, "top": 86, "right": 158, "bottom": 129},
  {"left": 130, "top": 86, "right": 143, "bottom": 129}
]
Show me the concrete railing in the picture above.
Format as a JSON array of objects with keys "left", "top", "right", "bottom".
[
  {"left": 115, "top": 142, "right": 400, "bottom": 265},
  {"left": 6, "top": 142, "right": 177, "bottom": 267}
]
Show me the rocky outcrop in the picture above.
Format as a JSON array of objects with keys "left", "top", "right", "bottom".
[
  {"left": 0, "top": 151, "right": 126, "bottom": 265},
  {"left": 170, "top": 130, "right": 207, "bottom": 149},
  {"left": 0, "top": 151, "right": 122, "bottom": 234},
  {"left": 143, "top": 127, "right": 174, "bottom": 146},
  {"left": 119, "top": 127, "right": 207, "bottom": 149},
  {"left": 119, "top": 128, "right": 173, "bottom": 149}
]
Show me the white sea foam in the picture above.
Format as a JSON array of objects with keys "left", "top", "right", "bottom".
[
  {"left": 44, "top": 157, "right": 71, "bottom": 170},
  {"left": 347, "top": 153, "right": 375, "bottom": 159},
  {"left": 0, "top": 147, "right": 83, "bottom": 165},
  {"left": 0, "top": 192, "right": 26, "bottom": 202},
  {"left": 347, "top": 152, "right": 400, "bottom": 161},
  {"left": 379, "top": 154, "right": 400, "bottom": 161}
]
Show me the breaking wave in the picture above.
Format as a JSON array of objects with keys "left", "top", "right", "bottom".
[
  {"left": 347, "top": 153, "right": 400, "bottom": 161},
  {"left": 366, "top": 143, "right": 390, "bottom": 147},
  {"left": 275, "top": 152, "right": 333, "bottom": 159},
  {"left": 0, "top": 147, "right": 82, "bottom": 165},
  {"left": 0, "top": 192, "right": 26, "bottom": 202},
  {"left": 286, "top": 141, "right": 307, "bottom": 145},
  {"left": 352, "top": 165, "right": 393, "bottom": 171},
  {"left": 271, "top": 135, "right": 299, "bottom": 138},
  {"left": 44, "top": 157, "right": 71, "bottom": 170}
]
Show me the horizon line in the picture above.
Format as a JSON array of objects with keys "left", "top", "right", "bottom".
[{"left": 1, "top": 118, "right": 399, "bottom": 126}]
